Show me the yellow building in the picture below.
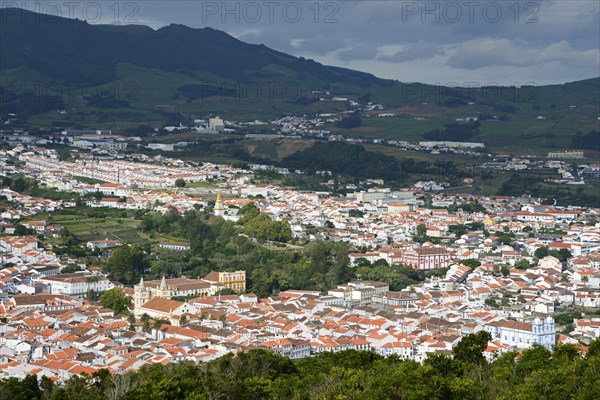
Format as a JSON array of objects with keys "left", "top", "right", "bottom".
[
  {"left": 483, "top": 218, "right": 496, "bottom": 226},
  {"left": 203, "top": 270, "right": 246, "bottom": 293}
]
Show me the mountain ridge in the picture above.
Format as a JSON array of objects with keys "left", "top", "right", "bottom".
[
  {"left": 0, "top": 8, "right": 390, "bottom": 87},
  {"left": 1, "top": 7, "right": 598, "bottom": 147}
]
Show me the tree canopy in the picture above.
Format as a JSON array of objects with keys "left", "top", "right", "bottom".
[
  {"left": 104, "top": 245, "right": 149, "bottom": 285},
  {"left": 2, "top": 338, "right": 599, "bottom": 400},
  {"left": 99, "top": 288, "right": 131, "bottom": 315}
]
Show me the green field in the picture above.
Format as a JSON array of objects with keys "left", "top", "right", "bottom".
[
  {"left": 340, "top": 78, "right": 600, "bottom": 153},
  {"left": 5, "top": 65, "right": 598, "bottom": 154},
  {"left": 24, "top": 209, "right": 144, "bottom": 244},
  {"left": 24, "top": 209, "right": 192, "bottom": 248},
  {"left": 73, "top": 176, "right": 107, "bottom": 185},
  {"left": 185, "top": 181, "right": 219, "bottom": 189}
]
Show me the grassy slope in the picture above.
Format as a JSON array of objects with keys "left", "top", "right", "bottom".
[
  {"left": 2, "top": 57, "right": 597, "bottom": 152},
  {"left": 353, "top": 78, "right": 600, "bottom": 153}
]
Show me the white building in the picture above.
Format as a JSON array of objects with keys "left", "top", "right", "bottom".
[
  {"left": 86, "top": 239, "right": 122, "bottom": 249},
  {"left": 159, "top": 242, "right": 190, "bottom": 251},
  {"left": 208, "top": 117, "right": 225, "bottom": 133},
  {"left": 484, "top": 317, "right": 555, "bottom": 350},
  {"left": 37, "top": 273, "right": 114, "bottom": 298},
  {"left": 328, "top": 281, "right": 389, "bottom": 306}
]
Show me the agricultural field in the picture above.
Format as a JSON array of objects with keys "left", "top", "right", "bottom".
[
  {"left": 331, "top": 78, "right": 600, "bottom": 154},
  {"left": 24, "top": 209, "right": 145, "bottom": 244},
  {"left": 185, "top": 181, "right": 219, "bottom": 189}
]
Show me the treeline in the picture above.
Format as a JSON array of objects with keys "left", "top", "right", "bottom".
[
  {"left": 336, "top": 114, "right": 362, "bottom": 129},
  {"left": 0, "top": 85, "right": 65, "bottom": 115},
  {"left": 84, "top": 90, "right": 130, "bottom": 109},
  {"left": 355, "top": 261, "right": 447, "bottom": 291},
  {"left": 177, "top": 83, "right": 237, "bottom": 102},
  {"left": 1, "top": 175, "right": 77, "bottom": 201},
  {"left": 276, "top": 142, "right": 466, "bottom": 185},
  {"left": 499, "top": 174, "right": 599, "bottom": 207},
  {"left": 571, "top": 130, "right": 599, "bottom": 150},
  {"left": 281, "top": 142, "right": 401, "bottom": 180},
  {"left": 2, "top": 335, "right": 599, "bottom": 400},
  {"left": 238, "top": 203, "right": 291, "bottom": 243},
  {"left": 104, "top": 245, "right": 150, "bottom": 285},
  {"left": 423, "top": 121, "right": 481, "bottom": 142}
]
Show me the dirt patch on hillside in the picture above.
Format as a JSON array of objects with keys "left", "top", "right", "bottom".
[
  {"left": 276, "top": 139, "right": 314, "bottom": 160},
  {"left": 246, "top": 144, "right": 257, "bottom": 154}
]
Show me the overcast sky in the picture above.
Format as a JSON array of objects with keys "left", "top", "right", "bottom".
[{"left": 16, "top": 0, "right": 600, "bottom": 85}]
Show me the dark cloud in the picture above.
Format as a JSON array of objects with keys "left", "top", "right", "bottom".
[{"left": 28, "top": 0, "right": 597, "bottom": 84}]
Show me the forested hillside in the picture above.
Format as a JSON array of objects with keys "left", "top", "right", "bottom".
[{"left": 2, "top": 335, "right": 599, "bottom": 400}]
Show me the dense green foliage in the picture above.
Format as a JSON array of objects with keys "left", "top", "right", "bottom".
[
  {"left": 514, "top": 259, "right": 532, "bottom": 270},
  {"left": 448, "top": 222, "right": 485, "bottom": 237},
  {"left": 423, "top": 121, "right": 481, "bottom": 141},
  {"left": 99, "top": 288, "right": 132, "bottom": 315},
  {"left": 0, "top": 86, "right": 65, "bottom": 115},
  {"left": 499, "top": 174, "right": 600, "bottom": 207},
  {"left": 138, "top": 208, "right": 351, "bottom": 296},
  {"left": 356, "top": 262, "right": 447, "bottom": 291},
  {"left": 2, "top": 175, "right": 77, "bottom": 201},
  {"left": 336, "top": 115, "right": 362, "bottom": 129},
  {"left": 281, "top": 142, "right": 402, "bottom": 180},
  {"left": 238, "top": 203, "right": 291, "bottom": 243},
  {"left": 571, "top": 130, "right": 599, "bottom": 150},
  {"left": 459, "top": 259, "right": 482, "bottom": 269},
  {"left": 104, "top": 245, "right": 150, "bottom": 285},
  {"left": 447, "top": 202, "right": 486, "bottom": 213},
  {"left": 534, "top": 246, "right": 572, "bottom": 261},
  {"left": 2, "top": 337, "right": 599, "bottom": 400}
]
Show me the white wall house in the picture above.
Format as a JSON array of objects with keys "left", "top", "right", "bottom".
[
  {"left": 38, "top": 273, "right": 114, "bottom": 297},
  {"left": 484, "top": 317, "right": 555, "bottom": 350}
]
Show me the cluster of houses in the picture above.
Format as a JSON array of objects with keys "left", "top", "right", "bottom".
[
  {"left": 2, "top": 257, "right": 598, "bottom": 383},
  {"left": 0, "top": 188, "right": 65, "bottom": 221},
  {"left": 1, "top": 145, "right": 599, "bottom": 381},
  {"left": 19, "top": 153, "right": 229, "bottom": 188}
]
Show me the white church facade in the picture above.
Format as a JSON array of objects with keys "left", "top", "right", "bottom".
[{"left": 484, "top": 317, "right": 556, "bottom": 350}]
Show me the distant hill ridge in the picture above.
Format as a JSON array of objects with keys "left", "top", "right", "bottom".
[
  {"left": 0, "top": 7, "right": 390, "bottom": 87},
  {"left": 1, "top": 7, "right": 598, "bottom": 145}
]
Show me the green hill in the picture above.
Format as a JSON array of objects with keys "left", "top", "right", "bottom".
[
  {"left": 0, "top": 8, "right": 387, "bottom": 87},
  {"left": 0, "top": 7, "right": 598, "bottom": 153},
  {"left": 357, "top": 78, "right": 600, "bottom": 153},
  {"left": 0, "top": 8, "right": 391, "bottom": 129}
]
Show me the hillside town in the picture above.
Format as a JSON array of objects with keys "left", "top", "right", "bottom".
[{"left": 1, "top": 144, "right": 599, "bottom": 383}]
